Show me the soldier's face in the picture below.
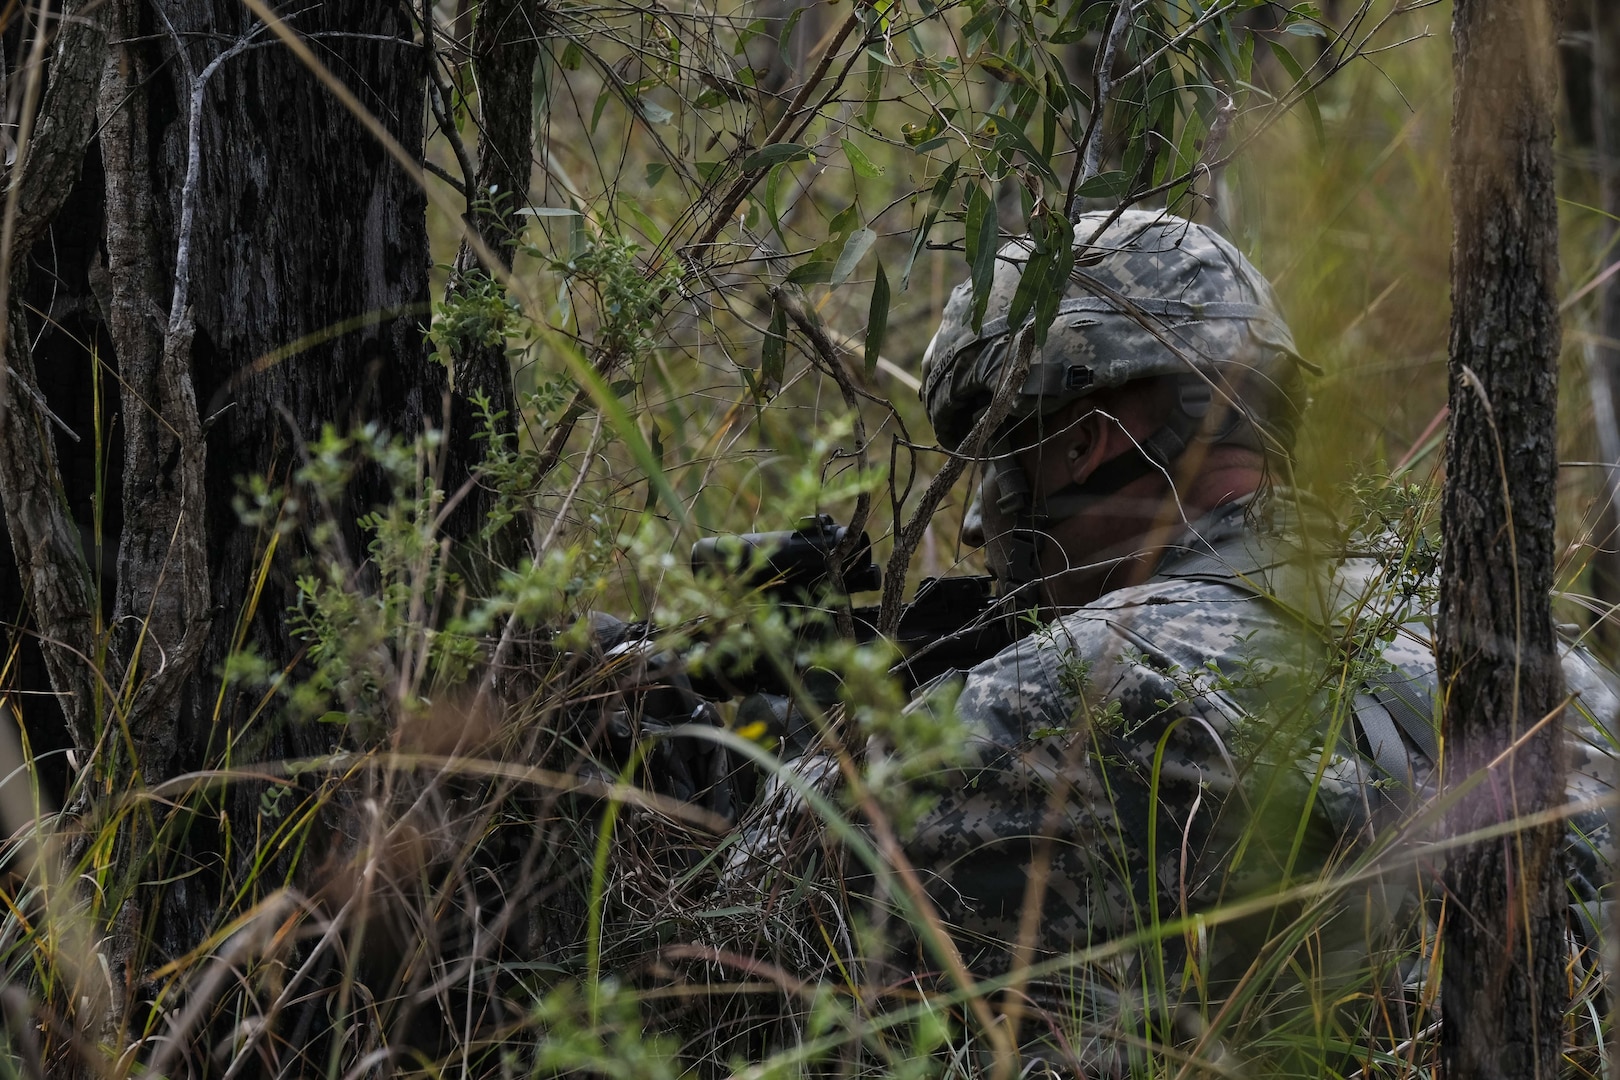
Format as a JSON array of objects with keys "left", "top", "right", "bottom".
[
  {"left": 976, "top": 466, "right": 1154, "bottom": 607},
  {"left": 973, "top": 405, "right": 1179, "bottom": 607}
]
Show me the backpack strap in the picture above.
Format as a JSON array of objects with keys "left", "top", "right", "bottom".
[{"left": 1157, "top": 534, "right": 1440, "bottom": 790}]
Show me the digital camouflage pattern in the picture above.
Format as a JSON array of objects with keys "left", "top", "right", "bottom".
[
  {"left": 919, "top": 209, "right": 1308, "bottom": 452},
  {"left": 888, "top": 490, "right": 1620, "bottom": 1062}
]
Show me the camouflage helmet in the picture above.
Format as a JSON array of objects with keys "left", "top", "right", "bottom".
[{"left": 920, "top": 209, "right": 1307, "bottom": 453}]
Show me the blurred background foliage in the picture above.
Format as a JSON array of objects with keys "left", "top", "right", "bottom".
[
  {"left": 7, "top": 0, "right": 1620, "bottom": 1074},
  {"left": 420, "top": 0, "right": 1476, "bottom": 598},
  {"left": 416, "top": 0, "right": 1617, "bottom": 640}
]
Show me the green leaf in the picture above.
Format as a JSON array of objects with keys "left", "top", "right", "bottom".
[
  {"left": 992, "top": 126, "right": 1059, "bottom": 183},
  {"left": 560, "top": 41, "right": 583, "bottom": 70},
  {"left": 1238, "top": 30, "right": 1256, "bottom": 83},
  {"left": 741, "top": 142, "right": 810, "bottom": 172},
  {"left": 636, "top": 100, "right": 674, "bottom": 125},
  {"left": 623, "top": 201, "right": 665, "bottom": 245},
  {"left": 828, "top": 201, "right": 861, "bottom": 241},
  {"left": 862, "top": 53, "right": 884, "bottom": 129},
  {"left": 778, "top": 7, "right": 805, "bottom": 67},
  {"left": 808, "top": 202, "right": 861, "bottom": 266},
  {"left": 786, "top": 260, "right": 834, "bottom": 285},
  {"left": 1168, "top": 113, "right": 1207, "bottom": 207},
  {"left": 831, "top": 227, "right": 877, "bottom": 286},
  {"left": 1031, "top": 216, "right": 1074, "bottom": 347},
  {"left": 735, "top": 17, "right": 766, "bottom": 54},
  {"left": 841, "top": 137, "right": 886, "bottom": 178},
  {"left": 1146, "top": 66, "right": 1176, "bottom": 128},
  {"left": 1036, "top": 220, "right": 1075, "bottom": 341},
  {"left": 864, "top": 260, "right": 890, "bottom": 376},
  {"left": 1268, "top": 40, "right": 1323, "bottom": 149},
  {"left": 644, "top": 162, "right": 668, "bottom": 187},
  {"left": 979, "top": 54, "right": 1033, "bottom": 88},
  {"left": 1003, "top": 246, "right": 1050, "bottom": 336},
  {"left": 765, "top": 163, "right": 788, "bottom": 244},
  {"left": 762, "top": 300, "right": 788, "bottom": 393},
  {"left": 1005, "top": 208, "right": 1071, "bottom": 337},
  {"left": 515, "top": 206, "right": 583, "bottom": 217},
  {"left": 1075, "top": 170, "right": 1130, "bottom": 199},
  {"left": 964, "top": 182, "right": 998, "bottom": 333},
  {"left": 903, "top": 160, "right": 959, "bottom": 288}
]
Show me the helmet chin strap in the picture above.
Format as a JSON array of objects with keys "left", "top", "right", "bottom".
[{"left": 983, "top": 378, "right": 1212, "bottom": 590}]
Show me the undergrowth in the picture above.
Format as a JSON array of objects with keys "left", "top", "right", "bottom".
[{"left": 1, "top": 0, "right": 1617, "bottom": 1077}]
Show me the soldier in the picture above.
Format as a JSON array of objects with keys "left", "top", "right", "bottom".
[{"left": 887, "top": 209, "right": 1619, "bottom": 1073}]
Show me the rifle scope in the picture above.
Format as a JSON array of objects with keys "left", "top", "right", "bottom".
[{"left": 690, "top": 514, "right": 882, "bottom": 598}]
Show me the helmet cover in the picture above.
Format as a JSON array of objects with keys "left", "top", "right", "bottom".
[{"left": 920, "top": 209, "right": 1307, "bottom": 454}]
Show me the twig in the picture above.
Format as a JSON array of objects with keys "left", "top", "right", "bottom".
[
  {"left": 426, "top": 56, "right": 475, "bottom": 202},
  {"left": 877, "top": 325, "right": 1037, "bottom": 634},
  {"left": 157, "top": 11, "right": 266, "bottom": 330},
  {"left": 9, "top": 366, "right": 79, "bottom": 442},
  {"left": 1065, "top": 0, "right": 1133, "bottom": 220},
  {"left": 0, "top": 0, "right": 59, "bottom": 431},
  {"left": 773, "top": 285, "right": 871, "bottom": 651},
  {"left": 422, "top": 157, "right": 465, "bottom": 191},
  {"left": 686, "top": 6, "right": 864, "bottom": 257}
]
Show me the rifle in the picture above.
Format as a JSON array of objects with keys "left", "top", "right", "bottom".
[
  {"left": 685, "top": 514, "right": 1030, "bottom": 699},
  {"left": 592, "top": 514, "right": 1030, "bottom": 814}
]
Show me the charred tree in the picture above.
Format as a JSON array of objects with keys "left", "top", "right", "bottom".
[
  {"left": 439, "top": 0, "right": 533, "bottom": 557},
  {"left": 1439, "top": 0, "right": 1569, "bottom": 1077},
  {"left": 1589, "top": 0, "right": 1620, "bottom": 650},
  {"left": 2, "top": 0, "right": 446, "bottom": 1063}
]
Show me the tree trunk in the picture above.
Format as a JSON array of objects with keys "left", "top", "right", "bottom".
[
  {"left": 1440, "top": 1, "right": 1569, "bottom": 1078},
  {"left": 1590, "top": 0, "right": 1620, "bottom": 649},
  {"left": 444, "top": 0, "right": 533, "bottom": 553},
  {"left": 3, "top": 0, "right": 444, "bottom": 1064}
]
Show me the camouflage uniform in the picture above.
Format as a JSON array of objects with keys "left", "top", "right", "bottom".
[
  {"left": 890, "top": 489, "right": 1620, "bottom": 1069},
  {"left": 728, "top": 209, "right": 1619, "bottom": 1070}
]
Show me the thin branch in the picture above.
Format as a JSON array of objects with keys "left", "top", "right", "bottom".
[
  {"left": 878, "top": 324, "right": 1036, "bottom": 635},
  {"left": 773, "top": 284, "right": 871, "bottom": 654},
  {"left": 0, "top": 0, "right": 62, "bottom": 429},
  {"left": 1066, "top": 0, "right": 1133, "bottom": 220}
]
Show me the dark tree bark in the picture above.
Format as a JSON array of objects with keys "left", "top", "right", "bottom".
[
  {"left": 1598, "top": 2, "right": 1620, "bottom": 379},
  {"left": 2, "top": 0, "right": 446, "bottom": 1062},
  {"left": 443, "top": 0, "right": 534, "bottom": 552},
  {"left": 1590, "top": 0, "right": 1620, "bottom": 650},
  {"left": 1440, "top": 1, "right": 1569, "bottom": 1077}
]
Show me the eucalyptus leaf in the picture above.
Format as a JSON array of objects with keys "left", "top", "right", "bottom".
[
  {"left": 841, "top": 137, "right": 886, "bottom": 178},
  {"left": 831, "top": 227, "right": 877, "bottom": 286},
  {"left": 636, "top": 100, "right": 674, "bottom": 125},
  {"left": 778, "top": 7, "right": 805, "bottom": 66},
  {"left": 903, "top": 160, "right": 959, "bottom": 287},
  {"left": 786, "top": 260, "right": 834, "bottom": 285},
  {"left": 1269, "top": 41, "right": 1324, "bottom": 148},
  {"left": 864, "top": 260, "right": 890, "bottom": 376},
  {"left": 741, "top": 142, "right": 811, "bottom": 172},
  {"left": 965, "top": 183, "right": 998, "bottom": 333},
  {"left": 1075, "top": 170, "right": 1130, "bottom": 198},
  {"left": 762, "top": 300, "right": 787, "bottom": 394}
]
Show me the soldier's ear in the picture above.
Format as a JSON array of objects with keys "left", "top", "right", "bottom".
[{"left": 1063, "top": 411, "right": 1113, "bottom": 486}]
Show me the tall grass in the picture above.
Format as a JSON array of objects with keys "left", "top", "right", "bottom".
[{"left": 1, "top": 0, "right": 1616, "bottom": 1076}]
